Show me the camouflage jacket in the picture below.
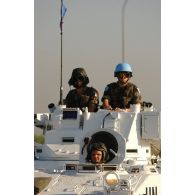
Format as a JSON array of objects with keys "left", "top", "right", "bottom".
[
  {"left": 101, "top": 82, "right": 141, "bottom": 109},
  {"left": 64, "top": 87, "right": 99, "bottom": 111}
]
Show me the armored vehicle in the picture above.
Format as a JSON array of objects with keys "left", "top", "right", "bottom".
[{"left": 34, "top": 103, "right": 161, "bottom": 195}]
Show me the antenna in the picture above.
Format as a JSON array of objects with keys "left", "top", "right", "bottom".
[
  {"left": 121, "top": 0, "right": 129, "bottom": 63},
  {"left": 59, "top": 0, "right": 67, "bottom": 105}
]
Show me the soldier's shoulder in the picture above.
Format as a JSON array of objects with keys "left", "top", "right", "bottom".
[
  {"left": 103, "top": 82, "right": 117, "bottom": 92},
  {"left": 107, "top": 82, "right": 117, "bottom": 88},
  {"left": 127, "top": 82, "right": 138, "bottom": 88},
  {"left": 126, "top": 82, "right": 141, "bottom": 93},
  {"left": 86, "top": 86, "right": 99, "bottom": 95},
  {"left": 66, "top": 89, "right": 76, "bottom": 96},
  {"left": 87, "top": 86, "right": 98, "bottom": 92}
]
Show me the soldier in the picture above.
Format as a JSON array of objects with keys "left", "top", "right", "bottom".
[
  {"left": 101, "top": 63, "right": 141, "bottom": 112},
  {"left": 86, "top": 142, "right": 109, "bottom": 164},
  {"left": 64, "top": 68, "right": 99, "bottom": 112}
]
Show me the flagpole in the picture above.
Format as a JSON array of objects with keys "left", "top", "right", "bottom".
[
  {"left": 121, "top": 0, "right": 128, "bottom": 63},
  {"left": 59, "top": 0, "right": 66, "bottom": 105}
]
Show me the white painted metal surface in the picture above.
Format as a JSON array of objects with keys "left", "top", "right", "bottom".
[{"left": 34, "top": 106, "right": 161, "bottom": 195}]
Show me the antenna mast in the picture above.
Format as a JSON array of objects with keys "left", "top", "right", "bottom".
[
  {"left": 59, "top": 0, "right": 67, "bottom": 105},
  {"left": 121, "top": 0, "right": 128, "bottom": 63}
]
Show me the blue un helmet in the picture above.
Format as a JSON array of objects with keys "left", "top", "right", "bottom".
[{"left": 114, "top": 63, "right": 133, "bottom": 77}]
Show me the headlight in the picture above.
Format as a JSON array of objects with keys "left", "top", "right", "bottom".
[{"left": 104, "top": 172, "right": 120, "bottom": 187}]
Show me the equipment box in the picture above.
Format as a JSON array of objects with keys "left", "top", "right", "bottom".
[{"left": 141, "top": 111, "right": 160, "bottom": 139}]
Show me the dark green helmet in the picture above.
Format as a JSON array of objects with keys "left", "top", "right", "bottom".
[{"left": 68, "top": 68, "right": 89, "bottom": 86}]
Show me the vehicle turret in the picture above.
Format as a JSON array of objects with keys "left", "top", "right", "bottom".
[{"left": 34, "top": 105, "right": 161, "bottom": 195}]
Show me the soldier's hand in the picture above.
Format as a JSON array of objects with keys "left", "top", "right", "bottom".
[{"left": 104, "top": 105, "right": 112, "bottom": 110}]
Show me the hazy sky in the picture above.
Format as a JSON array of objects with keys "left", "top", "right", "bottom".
[{"left": 34, "top": 0, "right": 161, "bottom": 113}]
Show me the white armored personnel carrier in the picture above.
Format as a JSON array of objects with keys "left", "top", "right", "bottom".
[{"left": 34, "top": 103, "right": 161, "bottom": 195}]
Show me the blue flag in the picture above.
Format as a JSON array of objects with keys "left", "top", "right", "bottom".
[
  {"left": 61, "top": 1, "right": 67, "bottom": 18},
  {"left": 60, "top": 0, "right": 67, "bottom": 31}
]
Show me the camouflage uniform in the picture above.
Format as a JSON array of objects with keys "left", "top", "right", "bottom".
[
  {"left": 64, "top": 87, "right": 99, "bottom": 111},
  {"left": 101, "top": 82, "right": 141, "bottom": 109}
]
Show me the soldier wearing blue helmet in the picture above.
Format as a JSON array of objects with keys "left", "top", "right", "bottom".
[{"left": 101, "top": 63, "right": 141, "bottom": 111}]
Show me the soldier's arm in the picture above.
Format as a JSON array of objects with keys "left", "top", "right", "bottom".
[
  {"left": 130, "top": 86, "right": 142, "bottom": 104},
  {"left": 101, "top": 86, "right": 112, "bottom": 110},
  {"left": 88, "top": 88, "right": 99, "bottom": 112}
]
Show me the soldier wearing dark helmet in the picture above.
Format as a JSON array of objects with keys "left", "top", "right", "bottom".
[
  {"left": 86, "top": 142, "right": 109, "bottom": 164},
  {"left": 64, "top": 68, "right": 99, "bottom": 112},
  {"left": 101, "top": 63, "right": 141, "bottom": 112}
]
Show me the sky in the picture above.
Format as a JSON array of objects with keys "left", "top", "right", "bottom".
[{"left": 34, "top": 0, "right": 161, "bottom": 113}]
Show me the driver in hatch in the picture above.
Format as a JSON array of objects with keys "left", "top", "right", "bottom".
[{"left": 86, "top": 142, "right": 109, "bottom": 164}]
